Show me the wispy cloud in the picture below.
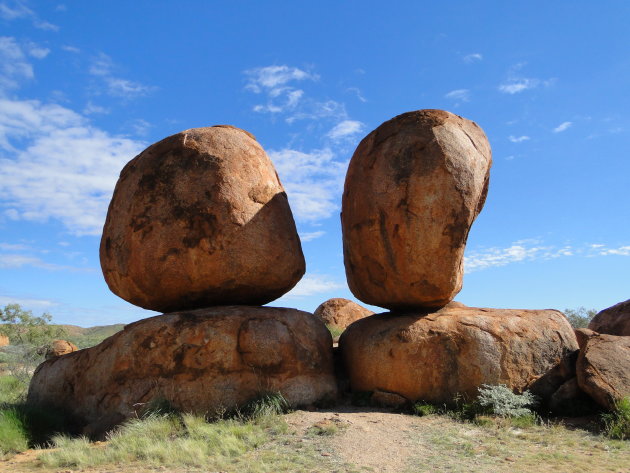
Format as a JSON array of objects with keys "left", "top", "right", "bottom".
[
  {"left": 445, "top": 88, "right": 470, "bottom": 102},
  {"left": 0, "top": 97, "right": 146, "bottom": 235},
  {"left": 553, "top": 121, "right": 572, "bottom": 133},
  {"left": 245, "top": 65, "right": 317, "bottom": 115},
  {"left": 463, "top": 53, "right": 483, "bottom": 63},
  {"left": 0, "top": 0, "right": 58, "bottom": 30},
  {"left": 0, "top": 295, "right": 57, "bottom": 308},
  {"left": 0, "top": 36, "right": 34, "bottom": 91},
  {"left": 508, "top": 135, "right": 530, "bottom": 143},
  {"left": 89, "top": 53, "right": 157, "bottom": 99},
  {"left": 268, "top": 147, "right": 346, "bottom": 222},
  {"left": 0, "top": 253, "right": 91, "bottom": 271},
  {"left": 498, "top": 64, "right": 554, "bottom": 94},
  {"left": 299, "top": 231, "right": 325, "bottom": 242},
  {"left": 465, "top": 240, "right": 630, "bottom": 273},
  {"left": 281, "top": 274, "right": 344, "bottom": 298},
  {"left": 346, "top": 87, "right": 367, "bottom": 102},
  {"left": 327, "top": 120, "right": 364, "bottom": 141}
]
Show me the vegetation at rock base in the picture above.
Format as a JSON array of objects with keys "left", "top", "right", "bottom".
[
  {"left": 563, "top": 306, "right": 597, "bottom": 329},
  {"left": 602, "top": 397, "right": 630, "bottom": 440}
]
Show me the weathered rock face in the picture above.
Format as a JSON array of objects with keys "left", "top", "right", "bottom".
[
  {"left": 341, "top": 110, "right": 492, "bottom": 310},
  {"left": 340, "top": 306, "right": 578, "bottom": 404},
  {"left": 576, "top": 330, "right": 630, "bottom": 410},
  {"left": 0, "top": 334, "right": 8, "bottom": 347},
  {"left": 313, "top": 298, "right": 374, "bottom": 330},
  {"left": 28, "top": 306, "right": 336, "bottom": 436},
  {"left": 45, "top": 339, "right": 78, "bottom": 359},
  {"left": 589, "top": 299, "right": 630, "bottom": 336},
  {"left": 100, "top": 126, "right": 305, "bottom": 313}
]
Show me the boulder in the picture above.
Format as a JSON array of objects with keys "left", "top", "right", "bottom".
[
  {"left": 100, "top": 126, "right": 305, "bottom": 313},
  {"left": 313, "top": 298, "right": 374, "bottom": 330},
  {"left": 576, "top": 330, "right": 630, "bottom": 410},
  {"left": 588, "top": 299, "right": 630, "bottom": 336},
  {"left": 340, "top": 306, "right": 578, "bottom": 404},
  {"left": 341, "top": 110, "right": 492, "bottom": 310},
  {"left": 45, "top": 339, "right": 78, "bottom": 359},
  {"left": 28, "top": 306, "right": 336, "bottom": 436},
  {"left": 0, "top": 334, "right": 8, "bottom": 347}
]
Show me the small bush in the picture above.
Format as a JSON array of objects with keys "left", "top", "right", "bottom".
[
  {"left": 412, "top": 402, "right": 437, "bottom": 417},
  {"left": 326, "top": 325, "right": 343, "bottom": 339},
  {"left": 563, "top": 307, "right": 597, "bottom": 329},
  {"left": 477, "top": 384, "right": 539, "bottom": 418},
  {"left": 602, "top": 397, "right": 630, "bottom": 440},
  {"left": 0, "top": 407, "right": 29, "bottom": 456},
  {"left": 239, "top": 392, "right": 290, "bottom": 420}
]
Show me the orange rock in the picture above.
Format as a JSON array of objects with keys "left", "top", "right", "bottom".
[
  {"left": 340, "top": 306, "right": 578, "bottom": 404},
  {"left": 341, "top": 110, "right": 492, "bottom": 310},
  {"left": 576, "top": 331, "right": 630, "bottom": 410},
  {"left": 28, "top": 306, "right": 336, "bottom": 436},
  {"left": 100, "top": 126, "right": 305, "bottom": 313},
  {"left": 45, "top": 339, "right": 78, "bottom": 359},
  {"left": 588, "top": 299, "right": 630, "bottom": 336},
  {"left": 313, "top": 298, "right": 374, "bottom": 330},
  {"left": 0, "top": 334, "right": 8, "bottom": 347}
]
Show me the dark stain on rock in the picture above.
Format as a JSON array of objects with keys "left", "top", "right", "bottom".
[
  {"left": 379, "top": 210, "right": 397, "bottom": 271},
  {"left": 442, "top": 206, "right": 471, "bottom": 249}
]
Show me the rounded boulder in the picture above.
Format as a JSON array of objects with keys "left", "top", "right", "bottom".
[
  {"left": 100, "top": 125, "right": 305, "bottom": 312},
  {"left": 314, "top": 298, "right": 374, "bottom": 331},
  {"left": 340, "top": 306, "right": 578, "bottom": 404},
  {"left": 28, "top": 306, "right": 337, "bottom": 436},
  {"left": 341, "top": 110, "right": 492, "bottom": 310},
  {"left": 588, "top": 299, "right": 630, "bottom": 336}
]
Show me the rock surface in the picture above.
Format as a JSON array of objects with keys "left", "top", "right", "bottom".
[
  {"left": 0, "top": 334, "right": 8, "bottom": 347},
  {"left": 100, "top": 126, "right": 305, "bottom": 313},
  {"left": 589, "top": 299, "right": 630, "bottom": 336},
  {"left": 341, "top": 110, "right": 492, "bottom": 310},
  {"left": 340, "top": 306, "right": 578, "bottom": 404},
  {"left": 575, "top": 330, "right": 630, "bottom": 410},
  {"left": 45, "top": 339, "right": 78, "bottom": 359},
  {"left": 28, "top": 306, "right": 336, "bottom": 436},
  {"left": 314, "top": 298, "right": 374, "bottom": 330}
]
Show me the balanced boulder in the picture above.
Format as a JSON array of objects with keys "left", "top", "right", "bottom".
[
  {"left": 588, "top": 299, "right": 630, "bottom": 336},
  {"left": 314, "top": 298, "right": 374, "bottom": 331},
  {"left": 340, "top": 305, "right": 578, "bottom": 405},
  {"left": 341, "top": 110, "right": 492, "bottom": 310},
  {"left": 575, "top": 329, "right": 630, "bottom": 410},
  {"left": 28, "top": 306, "right": 337, "bottom": 436},
  {"left": 100, "top": 125, "right": 305, "bottom": 313}
]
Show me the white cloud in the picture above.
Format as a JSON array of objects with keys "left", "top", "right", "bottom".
[
  {"left": 245, "top": 65, "right": 318, "bottom": 93},
  {"left": 593, "top": 245, "right": 630, "bottom": 256},
  {"left": 281, "top": 274, "right": 344, "bottom": 297},
  {"left": 269, "top": 147, "right": 346, "bottom": 222},
  {"left": 0, "top": 1, "right": 58, "bottom": 30},
  {"left": 89, "top": 53, "right": 156, "bottom": 99},
  {"left": 0, "top": 295, "right": 56, "bottom": 308},
  {"left": 61, "top": 45, "right": 80, "bottom": 53},
  {"left": 0, "top": 97, "right": 146, "bottom": 235},
  {"left": 25, "top": 42, "right": 50, "bottom": 59},
  {"left": 285, "top": 99, "right": 347, "bottom": 124},
  {"left": 0, "top": 242, "right": 29, "bottom": 251},
  {"left": 464, "top": 53, "right": 483, "bottom": 63},
  {"left": 445, "top": 88, "right": 470, "bottom": 102},
  {"left": 346, "top": 87, "right": 367, "bottom": 102},
  {"left": 499, "top": 78, "right": 540, "bottom": 94},
  {"left": 553, "top": 121, "right": 572, "bottom": 133},
  {"left": 83, "top": 101, "right": 109, "bottom": 115},
  {"left": 508, "top": 135, "right": 530, "bottom": 143},
  {"left": 327, "top": 120, "right": 364, "bottom": 141},
  {"left": 299, "top": 231, "right": 325, "bottom": 242},
  {"left": 0, "top": 36, "right": 34, "bottom": 90}
]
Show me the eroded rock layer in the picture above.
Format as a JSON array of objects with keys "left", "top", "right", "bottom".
[
  {"left": 28, "top": 306, "right": 336, "bottom": 436},
  {"left": 340, "top": 305, "right": 578, "bottom": 404}
]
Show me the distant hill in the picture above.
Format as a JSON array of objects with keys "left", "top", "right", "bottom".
[{"left": 55, "top": 324, "right": 126, "bottom": 349}]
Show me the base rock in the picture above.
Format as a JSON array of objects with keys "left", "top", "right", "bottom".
[
  {"left": 575, "top": 329, "right": 630, "bottom": 410},
  {"left": 340, "top": 306, "right": 578, "bottom": 404},
  {"left": 28, "top": 306, "right": 336, "bottom": 436}
]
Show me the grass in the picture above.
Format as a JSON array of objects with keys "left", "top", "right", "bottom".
[
  {"left": 326, "top": 324, "right": 344, "bottom": 339},
  {"left": 602, "top": 397, "right": 630, "bottom": 440}
]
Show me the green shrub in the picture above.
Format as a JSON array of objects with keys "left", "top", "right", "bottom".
[
  {"left": 326, "top": 325, "right": 343, "bottom": 339},
  {"left": 477, "top": 384, "right": 538, "bottom": 418},
  {"left": 239, "top": 392, "right": 290, "bottom": 420},
  {"left": 602, "top": 397, "right": 630, "bottom": 440},
  {"left": 412, "top": 402, "right": 437, "bottom": 417},
  {"left": 0, "top": 407, "right": 29, "bottom": 456},
  {"left": 0, "top": 376, "right": 23, "bottom": 404},
  {"left": 563, "top": 307, "right": 597, "bottom": 329}
]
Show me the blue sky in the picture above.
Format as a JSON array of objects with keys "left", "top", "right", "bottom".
[{"left": 0, "top": 1, "right": 629, "bottom": 326}]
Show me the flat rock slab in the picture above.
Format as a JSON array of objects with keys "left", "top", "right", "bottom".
[
  {"left": 340, "top": 306, "right": 578, "bottom": 404},
  {"left": 28, "top": 306, "right": 336, "bottom": 436},
  {"left": 100, "top": 125, "right": 305, "bottom": 313},
  {"left": 576, "top": 330, "right": 630, "bottom": 410},
  {"left": 341, "top": 110, "right": 492, "bottom": 310}
]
